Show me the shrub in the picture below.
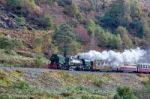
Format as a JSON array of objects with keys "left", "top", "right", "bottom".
[
  {"left": 92, "top": 79, "right": 103, "bottom": 87},
  {"left": 143, "top": 76, "right": 150, "bottom": 88},
  {"left": 81, "top": 95, "right": 91, "bottom": 99},
  {"left": 113, "top": 86, "right": 136, "bottom": 99},
  {"left": 6, "top": 0, "right": 22, "bottom": 7},
  {"left": 34, "top": 56, "right": 45, "bottom": 68},
  {"left": 6, "top": 0, "right": 37, "bottom": 14},
  {"left": 0, "top": 36, "right": 22, "bottom": 51},
  {"left": 16, "top": 16, "right": 26, "bottom": 26},
  {"left": 14, "top": 81, "right": 30, "bottom": 90},
  {"left": 37, "top": 15, "right": 52, "bottom": 29},
  {"left": 33, "top": 37, "right": 43, "bottom": 53}
]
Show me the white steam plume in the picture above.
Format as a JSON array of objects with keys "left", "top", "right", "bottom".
[{"left": 78, "top": 48, "right": 146, "bottom": 66}]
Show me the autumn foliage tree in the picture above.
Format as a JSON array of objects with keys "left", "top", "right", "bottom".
[{"left": 74, "top": 25, "right": 89, "bottom": 44}]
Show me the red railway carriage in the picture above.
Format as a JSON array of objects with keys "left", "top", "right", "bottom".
[
  {"left": 119, "top": 66, "right": 137, "bottom": 73},
  {"left": 137, "top": 63, "right": 150, "bottom": 73}
]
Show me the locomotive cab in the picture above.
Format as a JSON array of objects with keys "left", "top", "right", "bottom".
[{"left": 48, "top": 54, "right": 59, "bottom": 69}]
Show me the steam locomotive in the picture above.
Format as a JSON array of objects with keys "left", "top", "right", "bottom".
[
  {"left": 48, "top": 54, "right": 150, "bottom": 73},
  {"left": 48, "top": 54, "right": 93, "bottom": 71}
]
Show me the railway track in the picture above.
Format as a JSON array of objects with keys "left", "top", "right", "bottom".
[{"left": 0, "top": 66, "right": 149, "bottom": 74}]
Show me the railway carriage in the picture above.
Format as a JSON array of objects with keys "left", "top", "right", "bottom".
[
  {"left": 137, "top": 63, "right": 150, "bottom": 73},
  {"left": 118, "top": 66, "right": 137, "bottom": 73},
  {"left": 93, "top": 60, "right": 112, "bottom": 71}
]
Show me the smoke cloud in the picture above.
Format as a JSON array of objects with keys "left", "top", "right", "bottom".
[{"left": 78, "top": 48, "right": 146, "bottom": 66}]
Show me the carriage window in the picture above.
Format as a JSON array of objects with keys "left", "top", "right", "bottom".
[{"left": 139, "top": 65, "right": 141, "bottom": 68}]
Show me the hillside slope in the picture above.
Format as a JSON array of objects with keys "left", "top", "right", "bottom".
[
  {"left": 0, "top": 0, "right": 150, "bottom": 67},
  {"left": 0, "top": 68, "right": 150, "bottom": 99}
]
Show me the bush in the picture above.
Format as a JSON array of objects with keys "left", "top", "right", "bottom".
[
  {"left": 37, "top": 15, "right": 52, "bottom": 29},
  {"left": 34, "top": 56, "right": 45, "bottom": 68},
  {"left": 6, "top": 0, "right": 37, "bottom": 14},
  {"left": 92, "top": 79, "right": 103, "bottom": 87},
  {"left": 33, "top": 37, "right": 44, "bottom": 53},
  {"left": 0, "top": 36, "right": 22, "bottom": 51},
  {"left": 16, "top": 16, "right": 26, "bottom": 26},
  {"left": 14, "top": 81, "right": 30, "bottom": 90},
  {"left": 143, "top": 76, "right": 150, "bottom": 88},
  {"left": 113, "top": 86, "right": 136, "bottom": 99},
  {"left": 6, "top": 0, "right": 22, "bottom": 7}
]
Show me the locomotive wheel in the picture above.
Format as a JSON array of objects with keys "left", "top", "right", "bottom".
[{"left": 69, "top": 66, "right": 75, "bottom": 71}]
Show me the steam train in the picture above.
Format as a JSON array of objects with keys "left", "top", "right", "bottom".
[
  {"left": 48, "top": 54, "right": 93, "bottom": 71},
  {"left": 48, "top": 54, "right": 150, "bottom": 73}
]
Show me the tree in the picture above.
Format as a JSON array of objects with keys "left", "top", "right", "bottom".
[
  {"left": 86, "top": 20, "right": 96, "bottom": 48},
  {"left": 95, "top": 26, "right": 122, "bottom": 49},
  {"left": 110, "top": 34, "right": 122, "bottom": 49},
  {"left": 116, "top": 26, "right": 133, "bottom": 49},
  {"left": 74, "top": 25, "right": 89, "bottom": 44},
  {"left": 53, "top": 23, "right": 81, "bottom": 55},
  {"left": 95, "top": 26, "right": 108, "bottom": 47},
  {"left": 64, "top": 1, "right": 79, "bottom": 17},
  {"left": 100, "top": 0, "right": 125, "bottom": 28},
  {"left": 87, "top": 20, "right": 96, "bottom": 37},
  {"left": 99, "top": 0, "right": 150, "bottom": 39}
]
